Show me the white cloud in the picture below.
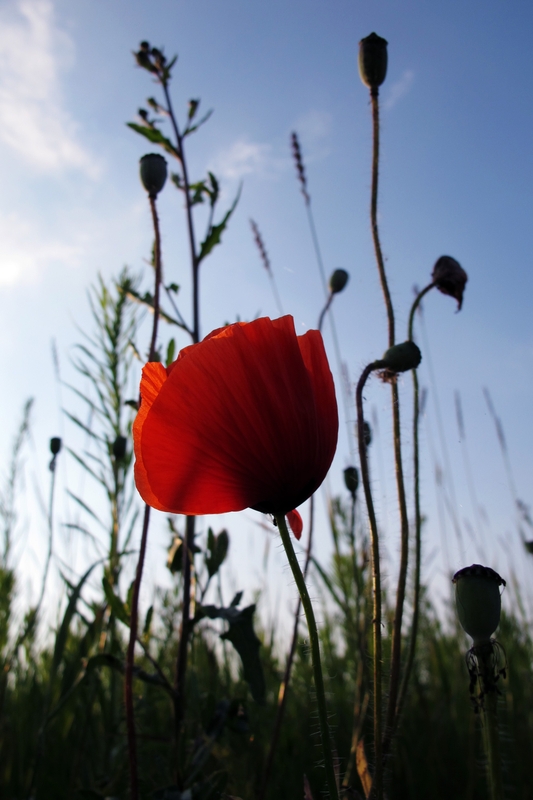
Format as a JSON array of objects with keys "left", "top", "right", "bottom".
[
  {"left": 0, "top": 0, "right": 97, "bottom": 175},
  {"left": 383, "top": 69, "right": 415, "bottom": 111},
  {"left": 0, "top": 212, "right": 81, "bottom": 287},
  {"left": 211, "top": 138, "right": 283, "bottom": 181}
]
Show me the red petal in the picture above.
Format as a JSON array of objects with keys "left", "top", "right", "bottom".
[
  {"left": 134, "top": 316, "right": 338, "bottom": 515},
  {"left": 287, "top": 509, "right": 303, "bottom": 540}
]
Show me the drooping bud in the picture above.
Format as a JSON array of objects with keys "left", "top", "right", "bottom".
[
  {"left": 358, "top": 33, "right": 388, "bottom": 92},
  {"left": 453, "top": 564, "right": 505, "bottom": 647},
  {"left": 50, "top": 437, "right": 62, "bottom": 455},
  {"left": 344, "top": 466, "right": 359, "bottom": 498},
  {"left": 382, "top": 341, "right": 422, "bottom": 373},
  {"left": 432, "top": 255, "right": 468, "bottom": 310},
  {"left": 139, "top": 153, "right": 168, "bottom": 197},
  {"left": 112, "top": 435, "right": 128, "bottom": 461},
  {"left": 329, "top": 269, "right": 349, "bottom": 295}
]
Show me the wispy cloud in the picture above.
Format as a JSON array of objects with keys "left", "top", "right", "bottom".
[
  {"left": 383, "top": 69, "right": 415, "bottom": 111},
  {"left": 211, "top": 138, "right": 287, "bottom": 181},
  {"left": 0, "top": 211, "right": 82, "bottom": 287},
  {"left": 0, "top": 0, "right": 97, "bottom": 175}
]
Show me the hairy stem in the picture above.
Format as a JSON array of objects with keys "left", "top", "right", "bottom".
[
  {"left": 260, "top": 498, "right": 315, "bottom": 800},
  {"left": 125, "top": 191, "right": 163, "bottom": 800},
  {"left": 356, "top": 360, "right": 386, "bottom": 800},
  {"left": 275, "top": 512, "right": 339, "bottom": 800},
  {"left": 370, "top": 89, "right": 394, "bottom": 349},
  {"left": 478, "top": 645, "right": 505, "bottom": 800}
]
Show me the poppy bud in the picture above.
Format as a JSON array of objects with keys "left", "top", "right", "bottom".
[
  {"left": 432, "top": 255, "right": 468, "bottom": 310},
  {"left": 140, "top": 153, "right": 168, "bottom": 197},
  {"left": 453, "top": 564, "right": 505, "bottom": 646},
  {"left": 112, "top": 436, "right": 128, "bottom": 461},
  {"left": 382, "top": 341, "right": 421, "bottom": 373},
  {"left": 329, "top": 269, "right": 349, "bottom": 295},
  {"left": 358, "top": 33, "right": 388, "bottom": 91},
  {"left": 344, "top": 466, "right": 359, "bottom": 498},
  {"left": 50, "top": 437, "right": 61, "bottom": 455}
]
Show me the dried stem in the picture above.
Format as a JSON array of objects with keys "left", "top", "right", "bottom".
[{"left": 356, "top": 359, "right": 386, "bottom": 800}]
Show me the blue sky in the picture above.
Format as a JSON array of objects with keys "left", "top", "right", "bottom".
[{"left": 1, "top": 0, "right": 533, "bottom": 626}]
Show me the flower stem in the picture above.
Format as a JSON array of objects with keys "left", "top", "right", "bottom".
[
  {"left": 260, "top": 498, "right": 315, "bottom": 800},
  {"left": 356, "top": 360, "right": 386, "bottom": 800},
  {"left": 477, "top": 644, "right": 505, "bottom": 800},
  {"left": 275, "top": 512, "right": 339, "bottom": 800},
  {"left": 125, "top": 191, "right": 163, "bottom": 800},
  {"left": 370, "top": 89, "right": 394, "bottom": 349}
]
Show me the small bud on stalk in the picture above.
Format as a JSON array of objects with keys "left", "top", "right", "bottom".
[
  {"left": 112, "top": 435, "right": 128, "bottom": 461},
  {"left": 358, "top": 33, "right": 388, "bottom": 92},
  {"left": 50, "top": 437, "right": 62, "bottom": 455},
  {"left": 329, "top": 269, "right": 349, "bottom": 295},
  {"left": 453, "top": 564, "right": 505, "bottom": 647},
  {"left": 344, "top": 466, "right": 359, "bottom": 498},
  {"left": 382, "top": 341, "right": 422, "bottom": 373},
  {"left": 140, "top": 153, "right": 168, "bottom": 197},
  {"left": 432, "top": 255, "right": 468, "bottom": 310}
]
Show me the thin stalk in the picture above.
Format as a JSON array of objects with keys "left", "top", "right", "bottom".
[
  {"left": 386, "top": 283, "right": 436, "bottom": 751},
  {"left": 318, "top": 293, "right": 334, "bottom": 334},
  {"left": 477, "top": 645, "right": 505, "bottom": 800},
  {"left": 35, "top": 462, "right": 57, "bottom": 614},
  {"left": 275, "top": 512, "right": 339, "bottom": 800},
  {"left": 125, "top": 190, "right": 163, "bottom": 800},
  {"left": 383, "top": 380, "right": 410, "bottom": 740},
  {"left": 356, "top": 359, "right": 386, "bottom": 800},
  {"left": 259, "top": 497, "right": 315, "bottom": 800},
  {"left": 369, "top": 89, "right": 394, "bottom": 348}
]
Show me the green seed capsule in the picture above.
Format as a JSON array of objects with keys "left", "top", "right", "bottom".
[
  {"left": 453, "top": 564, "right": 505, "bottom": 646},
  {"left": 329, "top": 269, "right": 349, "bottom": 294},
  {"left": 358, "top": 33, "right": 388, "bottom": 91},
  {"left": 343, "top": 466, "right": 359, "bottom": 497},
  {"left": 140, "top": 153, "right": 168, "bottom": 197},
  {"left": 382, "top": 341, "right": 421, "bottom": 373}
]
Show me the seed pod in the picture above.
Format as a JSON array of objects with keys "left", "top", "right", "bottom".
[
  {"left": 50, "top": 437, "right": 62, "bottom": 455},
  {"left": 112, "top": 435, "right": 128, "bottom": 461},
  {"left": 432, "top": 255, "right": 468, "bottom": 310},
  {"left": 329, "top": 269, "right": 349, "bottom": 295},
  {"left": 382, "top": 341, "right": 421, "bottom": 373},
  {"left": 453, "top": 564, "right": 505, "bottom": 646},
  {"left": 358, "top": 33, "right": 388, "bottom": 91},
  {"left": 140, "top": 153, "right": 168, "bottom": 197},
  {"left": 344, "top": 466, "right": 359, "bottom": 498}
]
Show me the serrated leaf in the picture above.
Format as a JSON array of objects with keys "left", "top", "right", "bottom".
[
  {"left": 127, "top": 122, "right": 179, "bottom": 158},
  {"left": 205, "top": 528, "right": 229, "bottom": 578},
  {"left": 198, "top": 185, "right": 241, "bottom": 263}
]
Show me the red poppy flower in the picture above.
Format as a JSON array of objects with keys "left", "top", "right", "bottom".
[{"left": 133, "top": 315, "right": 338, "bottom": 531}]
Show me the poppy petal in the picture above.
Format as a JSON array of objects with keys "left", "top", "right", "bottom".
[
  {"left": 287, "top": 509, "right": 303, "bottom": 540},
  {"left": 134, "top": 316, "right": 338, "bottom": 516}
]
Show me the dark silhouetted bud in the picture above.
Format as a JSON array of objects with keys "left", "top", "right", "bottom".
[
  {"left": 112, "top": 435, "right": 127, "bottom": 461},
  {"left": 453, "top": 564, "right": 505, "bottom": 646},
  {"left": 525, "top": 540, "right": 533, "bottom": 555},
  {"left": 329, "top": 269, "right": 349, "bottom": 295},
  {"left": 344, "top": 466, "right": 359, "bottom": 498},
  {"left": 432, "top": 255, "right": 468, "bottom": 310},
  {"left": 50, "top": 437, "right": 61, "bottom": 455},
  {"left": 140, "top": 153, "right": 167, "bottom": 197},
  {"left": 358, "top": 33, "right": 388, "bottom": 91},
  {"left": 382, "top": 341, "right": 421, "bottom": 373}
]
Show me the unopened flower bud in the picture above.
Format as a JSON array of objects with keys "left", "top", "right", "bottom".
[
  {"left": 112, "top": 435, "right": 128, "bottom": 461},
  {"left": 358, "top": 33, "right": 388, "bottom": 91},
  {"left": 344, "top": 466, "right": 359, "bottom": 498},
  {"left": 432, "top": 255, "right": 468, "bottom": 310},
  {"left": 382, "top": 341, "right": 421, "bottom": 373},
  {"left": 329, "top": 269, "right": 349, "bottom": 294},
  {"left": 140, "top": 153, "right": 167, "bottom": 197},
  {"left": 453, "top": 564, "right": 505, "bottom": 646},
  {"left": 50, "top": 437, "right": 61, "bottom": 455}
]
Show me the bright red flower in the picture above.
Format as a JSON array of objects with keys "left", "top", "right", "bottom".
[{"left": 133, "top": 315, "right": 338, "bottom": 528}]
